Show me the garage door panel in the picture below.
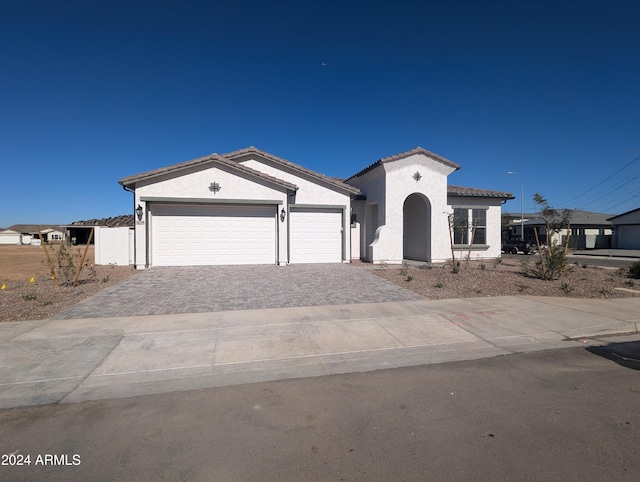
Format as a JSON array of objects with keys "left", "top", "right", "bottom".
[
  {"left": 151, "top": 204, "right": 276, "bottom": 266},
  {"left": 290, "top": 209, "right": 342, "bottom": 263}
]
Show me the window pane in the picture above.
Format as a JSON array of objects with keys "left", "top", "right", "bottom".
[
  {"left": 473, "top": 228, "right": 486, "bottom": 244},
  {"left": 471, "top": 209, "right": 486, "bottom": 244},
  {"left": 453, "top": 208, "right": 468, "bottom": 244}
]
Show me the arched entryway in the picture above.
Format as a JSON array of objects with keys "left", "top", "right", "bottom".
[{"left": 403, "top": 193, "right": 431, "bottom": 261}]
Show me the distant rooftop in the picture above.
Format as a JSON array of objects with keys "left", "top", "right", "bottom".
[{"left": 67, "top": 215, "right": 134, "bottom": 227}]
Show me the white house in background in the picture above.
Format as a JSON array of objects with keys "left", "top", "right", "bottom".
[
  {"left": 609, "top": 207, "right": 640, "bottom": 249},
  {"left": 0, "top": 225, "right": 65, "bottom": 245},
  {"left": 0, "top": 229, "right": 21, "bottom": 245},
  {"left": 118, "top": 146, "right": 513, "bottom": 268}
]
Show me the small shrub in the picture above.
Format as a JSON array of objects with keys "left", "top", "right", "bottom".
[
  {"left": 517, "top": 283, "right": 529, "bottom": 292},
  {"left": 22, "top": 293, "right": 37, "bottom": 301},
  {"left": 599, "top": 288, "right": 612, "bottom": 296},
  {"left": 581, "top": 264, "right": 588, "bottom": 269},
  {"left": 624, "top": 279, "right": 635, "bottom": 288},
  {"left": 560, "top": 282, "right": 573, "bottom": 294},
  {"left": 435, "top": 282, "right": 444, "bottom": 288},
  {"left": 451, "top": 261, "right": 460, "bottom": 274},
  {"left": 493, "top": 258, "right": 503, "bottom": 268},
  {"left": 405, "top": 275, "right": 413, "bottom": 282},
  {"left": 400, "top": 261, "right": 409, "bottom": 277},
  {"left": 480, "top": 263, "right": 486, "bottom": 270},
  {"left": 45, "top": 241, "right": 82, "bottom": 286},
  {"left": 629, "top": 260, "right": 640, "bottom": 279},
  {"left": 102, "top": 275, "right": 110, "bottom": 283}
]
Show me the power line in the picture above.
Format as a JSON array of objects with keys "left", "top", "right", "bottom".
[
  {"left": 557, "top": 152, "right": 640, "bottom": 206},
  {"left": 599, "top": 191, "right": 640, "bottom": 213},
  {"left": 576, "top": 171, "right": 640, "bottom": 210}
]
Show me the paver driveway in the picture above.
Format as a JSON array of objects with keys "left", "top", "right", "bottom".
[{"left": 50, "top": 264, "right": 425, "bottom": 319}]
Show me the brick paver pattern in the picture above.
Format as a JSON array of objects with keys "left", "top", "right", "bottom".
[{"left": 50, "top": 264, "right": 425, "bottom": 319}]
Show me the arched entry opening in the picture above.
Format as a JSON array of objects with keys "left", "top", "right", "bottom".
[{"left": 403, "top": 193, "right": 431, "bottom": 261}]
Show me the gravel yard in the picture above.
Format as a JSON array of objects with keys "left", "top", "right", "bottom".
[
  {"left": 1, "top": 244, "right": 639, "bottom": 322},
  {"left": 373, "top": 258, "right": 640, "bottom": 300},
  {"left": 0, "top": 245, "right": 136, "bottom": 322}
]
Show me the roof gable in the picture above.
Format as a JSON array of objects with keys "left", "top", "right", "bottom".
[
  {"left": 223, "top": 146, "right": 360, "bottom": 195},
  {"left": 607, "top": 207, "right": 640, "bottom": 221},
  {"left": 347, "top": 147, "right": 461, "bottom": 180},
  {"left": 119, "top": 153, "right": 298, "bottom": 192}
]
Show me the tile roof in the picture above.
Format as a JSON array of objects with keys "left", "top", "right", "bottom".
[
  {"left": 347, "top": 147, "right": 461, "bottom": 180},
  {"left": 119, "top": 153, "right": 298, "bottom": 192},
  {"left": 448, "top": 185, "right": 514, "bottom": 199},
  {"left": 67, "top": 215, "right": 135, "bottom": 227},
  {"left": 223, "top": 146, "right": 360, "bottom": 195}
]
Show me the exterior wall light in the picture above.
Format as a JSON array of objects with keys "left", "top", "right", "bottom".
[
  {"left": 135, "top": 204, "right": 143, "bottom": 221},
  {"left": 280, "top": 208, "right": 286, "bottom": 222}
]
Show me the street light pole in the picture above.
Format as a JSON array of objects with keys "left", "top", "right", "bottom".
[{"left": 507, "top": 171, "right": 524, "bottom": 239}]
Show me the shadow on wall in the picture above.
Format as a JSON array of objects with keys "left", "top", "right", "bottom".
[{"left": 586, "top": 341, "right": 640, "bottom": 370}]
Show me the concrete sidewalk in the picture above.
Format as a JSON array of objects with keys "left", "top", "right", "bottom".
[{"left": 1, "top": 296, "right": 639, "bottom": 410}]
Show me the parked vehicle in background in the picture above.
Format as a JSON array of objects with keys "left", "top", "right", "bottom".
[{"left": 502, "top": 238, "right": 534, "bottom": 254}]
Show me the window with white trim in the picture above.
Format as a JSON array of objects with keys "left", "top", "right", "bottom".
[{"left": 452, "top": 208, "right": 488, "bottom": 245}]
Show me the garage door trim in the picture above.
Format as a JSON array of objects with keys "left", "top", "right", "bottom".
[
  {"left": 288, "top": 205, "right": 345, "bottom": 264},
  {"left": 148, "top": 201, "right": 279, "bottom": 266}
]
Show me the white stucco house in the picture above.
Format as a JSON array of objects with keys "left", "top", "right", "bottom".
[{"left": 118, "top": 146, "right": 513, "bottom": 268}]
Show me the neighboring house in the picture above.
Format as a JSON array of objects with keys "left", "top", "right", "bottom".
[
  {"left": 501, "top": 212, "right": 537, "bottom": 240},
  {"left": 521, "top": 210, "right": 613, "bottom": 249},
  {"left": 119, "top": 146, "right": 513, "bottom": 268},
  {"left": 0, "top": 229, "right": 21, "bottom": 245},
  {"left": 608, "top": 207, "right": 640, "bottom": 249},
  {"left": 0, "top": 224, "right": 65, "bottom": 245},
  {"left": 64, "top": 215, "right": 134, "bottom": 245}
]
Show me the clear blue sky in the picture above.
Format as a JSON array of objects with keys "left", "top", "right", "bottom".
[{"left": 1, "top": 0, "right": 639, "bottom": 227}]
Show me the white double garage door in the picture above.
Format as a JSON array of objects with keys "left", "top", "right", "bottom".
[{"left": 151, "top": 203, "right": 343, "bottom": 266}]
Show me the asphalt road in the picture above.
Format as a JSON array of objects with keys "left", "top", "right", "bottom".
[{"left": 1, "top": 337, "right": 639, "bottom": 481}]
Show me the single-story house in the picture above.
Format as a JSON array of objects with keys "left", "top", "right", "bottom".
[
  {"left": 0, "top": 225, "right": 65, "bottom": 245},
  {"left": 608, "top": 207, "right": 640, "bottom": 249},
  {"left": 501, "top": 212, "right": 538, "bottom": 240},
  {"left": 521, "top": 210, "right": 613, "bottom": 249},
  {"left": 118, "top": 146, "right": 513, "bottom": 268},
  {"left": 0, "top": 229, "right": 21, "bottom": 245}
]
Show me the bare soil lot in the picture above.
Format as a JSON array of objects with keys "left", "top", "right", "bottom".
[
  {"left": 374, "top": 258, "right": 640, "bottom": 301},
  {"left": 0, "top": 245, "right": 136, "bottom": 322}
]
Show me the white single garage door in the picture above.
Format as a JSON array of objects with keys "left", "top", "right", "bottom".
[
  {"left": 151, "top": 204, "right": 277, "bottom": 266},
  {"left": 290, "top": 208, "right": 342, "bottom": 263}
]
